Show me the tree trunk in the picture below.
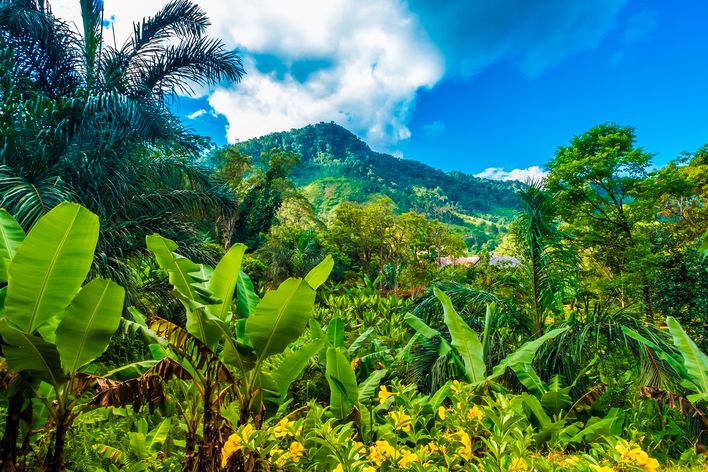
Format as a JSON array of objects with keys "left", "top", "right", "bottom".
[
  {"left": 642, "top": 284, "right": 655, "bottom": 324},
  {"left": 196, "top": 387, "right": 222, "bottom": 472},
  {"left": 43, "top": 412, "right": 67, "bottom": 472},
  {"left": 0, "top": 393, "right": 23, "bottom": 472}
]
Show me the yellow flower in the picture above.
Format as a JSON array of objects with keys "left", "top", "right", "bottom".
[
  {"left": 240, "top": 424, "right": 255, "bottom": 442},
  {"left": 398, "top": 449, "right": 420, "bottom": 468},
  {"left": 289, "top": 441, "right": 305, "bottom": 463},
  {"left": 456, "top": 430, "right": 473, "bottom": 461},
  {"left": 378, "top": 385, "right": 394, "bottom": 404},
  {"left": 643, "top": 457, "right": 660, "bottom": 472},
  {"left": 391, "top": 410, "right": 412, "bottom": 432},
  {"left": 273, "top": 417, "right": 291, "bottom": 438},
  {"left": 508, "top": 457, "right": 527, "bottom": 471},
  {"left": 466, "top": 405, "right": 484, "bottom": 422},
  {"left": 564, "top": 456, "right": 580, "bottom": 465},
  {"left": 362, "top": 467, "right": 376, "bottom": 472},
  {"left": 368, "top": 440, "right": 395, "bottom": 465},
  {"left": 222, "top": 425, "right": 254, "bottom": 467},
  {"left": 332, "top": 465, "right": 344, "bottom": 472},
  {"left": 272, "top": 450, "right": 288, "bottom": 468},
  {"left": 590, "top": 466, "right": 615, "bottom": 472},
  {"left": 353, "top": 441, "right": 366, "bottom": 454},
  {"left": 451, "top": 380, "right": 462, "bottom": 394},
  {"left": 351, "top": 357, "right": 361, "bottom": 369},
  {"left": 631, "top": 449, "right": 649, "bottom": 465},
  {"left": 422, "top": 443, "right": 443, "bottom": 456},
  {"left": 437, "top": 406, "right": 446, "bottom": 420}
]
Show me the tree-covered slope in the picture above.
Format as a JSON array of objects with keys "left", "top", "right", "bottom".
[{"left": 236, "top": 122, "right": 519, "bottom": 227}]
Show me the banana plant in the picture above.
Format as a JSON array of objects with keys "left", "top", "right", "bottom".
[
  {"left": 405, "top": 288, "right": 568, "bottom": 388},
  {"left": 623, "top": 317, "right": 708, "bottom": 405},
  {"left": 0, "top": 203, "right": 125, "bottom": 471},
  {"left": 307, "top": 317, "right": 388, "bottom": 423},
  {"left": 144, "top": 234, "right": 333, "bottom": 471}
]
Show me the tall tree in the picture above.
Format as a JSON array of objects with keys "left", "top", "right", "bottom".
[
  {"left": 546, "top": 124, "right": 656, "bottom": 319},
  {"left": 231, "top": 148, "right": 300, "bottom": 250},
  {"left": 0, "top": 0, "right": 244, "bottom": 298},
  {"left": 513, "top": 181, "right": 577, "bottom": 337}
]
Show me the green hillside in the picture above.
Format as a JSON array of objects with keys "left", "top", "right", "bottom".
[{"left": 236, "top": 122, "right": 520, "bottom": 232}]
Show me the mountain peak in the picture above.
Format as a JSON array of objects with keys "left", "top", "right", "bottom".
[{"left": 236, "top": 123, "right": 519, "bottom": 233}]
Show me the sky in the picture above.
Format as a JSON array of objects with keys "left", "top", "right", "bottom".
[{"left": 51, "top": 0, "right": 708, "bottom": 181}]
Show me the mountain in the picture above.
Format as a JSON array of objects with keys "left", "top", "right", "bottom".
[{"left": 236, "top": 122, "right": 520, "bottom": 244}]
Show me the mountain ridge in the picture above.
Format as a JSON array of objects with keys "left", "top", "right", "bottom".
[{"left": 235, "top": 122, "right": 520, "bottom": 246}]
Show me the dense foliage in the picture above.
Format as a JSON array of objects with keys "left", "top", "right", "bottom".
[{"left": 0, "top": 2, "right": 706, "bottom": 472}]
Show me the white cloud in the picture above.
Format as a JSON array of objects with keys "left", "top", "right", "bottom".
[
  {"left": 186, "top": 109, "right": 208, "bottom": 120},
  {"left": 204, "top": 0, "right": 443, "bottom": 149},
  {"left": 475, "top": 166, "right": 548, "bottom": 182},
  {"left": 48, "top": 0, "right": 627, "bottom": 153},
  {"left": 49, "top": 0, "right": 443, "bottom": 152}
]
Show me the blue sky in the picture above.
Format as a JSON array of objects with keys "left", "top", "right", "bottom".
[
  {"left": 404, "top": 0, "right": 708, "bottom": 177},
  {"left": 54, "top": 0, "right": 706, "bottom": 180}
]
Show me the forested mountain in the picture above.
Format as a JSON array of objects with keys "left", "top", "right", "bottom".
[{"left": 235, "top": 122, "right": 520, "bottom": 228}]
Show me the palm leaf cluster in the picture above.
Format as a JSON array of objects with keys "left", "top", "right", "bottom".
[{"left": 0, "top": 0, "right": 245, "bottom": 301}]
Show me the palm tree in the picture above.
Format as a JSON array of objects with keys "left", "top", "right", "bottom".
[
  {"left": 514, "top": 180, "right": 577, "bottom": 337},
  {"left": 0, "top": 0, "right": 245, "bottom": 300}
]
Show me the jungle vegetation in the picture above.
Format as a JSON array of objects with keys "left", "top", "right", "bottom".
[{"left": 0, "top": 1, "right": 706, "bottom": 471}]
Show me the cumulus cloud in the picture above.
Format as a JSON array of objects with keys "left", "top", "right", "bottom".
[
  {"left": 204, "top": 0, "right": 443, "bottom": 148},
  {"left": 186, "top": 109, "right": 208, "bottom": 120},
  {"left": 48, "top": 0, "right": 629, "bottom": 152},
  {"left": 475, "top": 166, "right": 548, "bottom": 182}
]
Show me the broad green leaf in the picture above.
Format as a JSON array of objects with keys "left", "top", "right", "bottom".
[
  {"left": 434, "top": 288, "right": 485, "bottom": 383},
  {"left": 147, "top": 419, "right": 171, "bottom": 450},
  {"left": 93, "top": 444, "right": 124, "bottom": 465},
  {"left": 245, "top": 278, "right": 316, "bottom": 360},
  {"left": 348, "top": 327, "right": 374, "bottom": 354},
  {"left": 55, "top": 279, "right": 125, "bottom": 374},
  {"left": 403, "top": 312, "right": 452, "bottom": 357},
  {"left": 326, "top": 347, "right": 358, "bottom": 418},
  {"left": 0, "top": 286, "right": 6, "bottom": 314},
  {"left": 0, "top": 320, "right": 65, "bottom": 387},
  {"left": 541, "top": 388, "right": 573, "bottom": 414},
  {"left": 146, "top": 235, "right": 193, "bottom": 299},
  {"left": 213, "top": 318, "right": 255, "bottom": 373},
  {"left": 482, "top": 303, "right": 495, "bottom": 362},
  {"left": 404, "top": 312, "right": 442, "bottom": 339},
  {"left": 489, "top": 327, "right": 569, "bottom": 381},
  {"left": 667, "top": 316, "right": 708, "bottom": 397},
  {"left": 357, "top": 369, "right": 387, "bottom": 403},
  {"left": 621, "top": 326, "right": 687, "bottom": 377},
  {"left": 511, "top": 363, "right": 547, "bottom": 397},
  {"left": 521, "top": 393, "right": 551, "bottom": 427},
  {"left": 5, "top": 203, "right": 99, "bottom": 336},
  {"left": 567, "top": 408, "right": 624, "bottom": 444},
  {"left": 304, "top": 255, "right": 333, "bottom": 289},
  {"left": 208, "top": 244, "right": 246, "bottom": 322},
  {"left": 273, "top": 339, "right": 323, "bottom": 396},
  {"left": 146, "top": 234, "right": 221, "bottom": 346},
  {"left": 0, "top": 209, "right": 25, "bottom": 284},
  {"left": 326, "top": 317, "right": 345, "bottom": 348},
  {"left": 252, "top": 371, "right": 280, "bottom": 405},
  {"left": 128, "top": 432, "right": 150, "bottom": 461},
  {"left": 105, "top": 360, "right": 160, "bottom": 380},
  {"left": 430, "top": 381, "right": 452, "bottom": 410},
  {"left": 236, "top": 270, "right": 260, "bottom": 318}
]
